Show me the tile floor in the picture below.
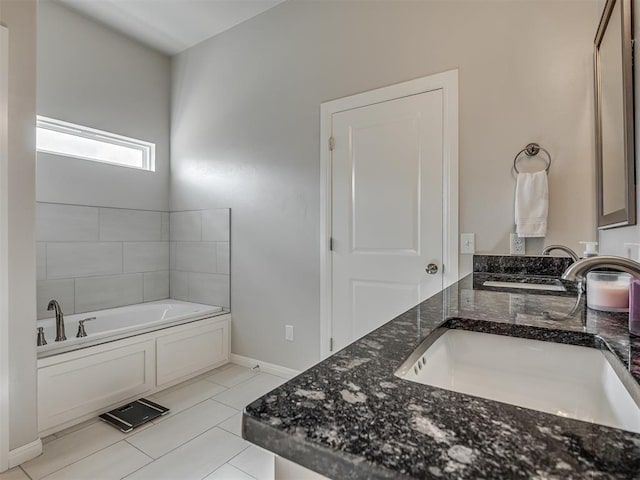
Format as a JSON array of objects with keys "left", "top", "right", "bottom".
[{"left": 1, "top": 364, "right": 289, "bottom": 480}]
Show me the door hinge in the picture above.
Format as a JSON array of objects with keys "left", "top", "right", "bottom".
[
  {"left": 329, "top": 337, "right": 334, "bottom": 352},
  {"left": 329, "top": 136, "right": 335, "bottom": 151},
  {"left": 329, "top": 237, "right": 333, "bottom": 251}
]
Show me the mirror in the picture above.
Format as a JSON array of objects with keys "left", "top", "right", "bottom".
[{"left": 595, "top": 0, "right": 636, "bottom": 228}]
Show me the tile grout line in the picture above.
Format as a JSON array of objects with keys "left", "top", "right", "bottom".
[
  {"left": 224, "top": 445, "right": 260, "bottom": 478},
  {"left": 204, "top": 370, "right": 263, "bottom": 391},
  {"left": 32, "top": 415, "right": 156, "bottom": 478},
  {"left": 28, "top": 436, "right": 127, "bottom": 480},
  {"left": 146, "top": 395, "right": 221, "bottom": 425},
  {"left": 18, "top": 466, "right": 33, "bottom": 480},
  {"left": 202, "top": 462, "right": 258, "bottom": 480},
  {"left": 37, "top": 440, "right": 154, "bottom": 480},
  {"left": 126, "top": 401, "right": 238, "bottom": 459},
  {"left": 154, "top": 371, "right": 232, "bottom": 397},
  {"left": 123, "top": 440, "right": 155, "bottom": 461},
  {"left": 51, "top": 418, "right": 99, "bottom": 440},
  {"left": 121, "top": 448, "right": 153, "bottom": 480},
  {"left": 126, "top": 424, "right": 245, "bottom": 478},
  {"left": 198, "top": 443, "right": 253, "bottom": 480}
]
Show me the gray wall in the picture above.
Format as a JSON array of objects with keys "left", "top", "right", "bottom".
[
  {"left": 171, "top": 0, "right": 601, "bottom": 370},
  {"left": 1, "top": 0, "right": 38, "bottom": 452},
  {"left": 598, "top": 5, "right": 640, "bottom": 257},
  {"left": 36, "top": 0, "right": 171, "bottom": 211}
]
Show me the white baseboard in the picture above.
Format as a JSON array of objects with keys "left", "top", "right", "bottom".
[
  {"left": 8, "top": 438, "right": 42, "bottom": 468},
  {"left": 230, "top": 354, "right": 300, "bottom": 379}
]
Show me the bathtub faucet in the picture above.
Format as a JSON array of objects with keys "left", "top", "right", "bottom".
[{"left": 47, "top": 299, "right": 66, "bottom": 342}]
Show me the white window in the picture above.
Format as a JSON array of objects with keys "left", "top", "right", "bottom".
[{"left": 36, "top": 116, "right": 155, "bottom": 171}]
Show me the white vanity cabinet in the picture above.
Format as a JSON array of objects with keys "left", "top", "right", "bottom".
[{"left": 37, "top": 314, "right": 230, "bottom": 436}]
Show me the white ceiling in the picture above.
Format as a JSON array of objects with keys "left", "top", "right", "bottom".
[{"left": 58, "top": 0, "right": 286, "bottom": 56}]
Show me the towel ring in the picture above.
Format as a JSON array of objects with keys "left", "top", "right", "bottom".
[{"left": 513, "top": 143, "right": 551, "bottom": 174}]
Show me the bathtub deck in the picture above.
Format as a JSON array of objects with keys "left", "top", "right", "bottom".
[{"left": 5, "top": 363, "right": 289, "bottom": 480}]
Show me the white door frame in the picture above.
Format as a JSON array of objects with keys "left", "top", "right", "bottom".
[
  {"left": 0, "top": 24, "right": 10, "bottom": 472},
  {"left": 319, "top": 69, "right": 459, "bottom": 360}
]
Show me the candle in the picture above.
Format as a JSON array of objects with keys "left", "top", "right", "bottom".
[{"left": 587, "top": 272, "right": 631, "bottom": 312}]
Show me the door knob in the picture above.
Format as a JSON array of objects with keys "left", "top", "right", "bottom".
[{"left": 425, "top": 263, "right": 438, "bottom": 275}]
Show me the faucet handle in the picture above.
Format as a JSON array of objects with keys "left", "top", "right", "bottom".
[
  {"left": 36, "top": 327, "right": 47, "bottom": 346},
  {"left": 76, "top": 317, "right": 96, "bottom": 338}
]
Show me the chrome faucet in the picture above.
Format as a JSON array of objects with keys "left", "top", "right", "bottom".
[
  {"left": 47, "top": 299, "right": 66, "bottom": 342},
  {"left": 561, "top": 255, "right": 640, "bottom": 282},
  {"left": 541, "top": 245, "right": 579, "bottom": 262}
]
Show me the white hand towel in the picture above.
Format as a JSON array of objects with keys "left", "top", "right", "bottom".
[{"left": 515, "top": 171, "right": 548, "bottom": 238}]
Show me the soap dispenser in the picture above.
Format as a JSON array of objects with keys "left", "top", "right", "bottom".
[
  {"left": 579, "top": 241, "right": 599, "bottom": 258},
  {"left": 624, "top": 243, "right": 640, "bottom": 262},
  {"left": 626, "top": 243, "right": 640, "bottom": 335}
]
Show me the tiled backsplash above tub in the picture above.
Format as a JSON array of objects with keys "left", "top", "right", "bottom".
[
  {"left": 169, "top": 210, "right": 230, "bottom": 309},
  {"left": 36, "top": 203, "right": 230, "bottom": 319}
]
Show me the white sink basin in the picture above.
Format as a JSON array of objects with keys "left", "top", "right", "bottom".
[
  {"left": 396, "top": 329, "right": 640, "bottom": 433},
  {"left": 482, "top": 280, "right": 566, "bottom": 292}
]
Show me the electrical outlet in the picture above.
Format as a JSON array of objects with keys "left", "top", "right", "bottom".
[
  {"left": 510, "top": 233, "right": 526, "bottom": 255},
  {"left": 285, "top": 325, "right": 294, "bottom": 341},
  {"left": 460, "top": 233, "right": 475, "bottom": 254}
]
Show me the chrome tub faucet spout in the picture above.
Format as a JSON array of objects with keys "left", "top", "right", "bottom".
[{"left": 47, "top": 299, "right": 66, "bottom": 342}]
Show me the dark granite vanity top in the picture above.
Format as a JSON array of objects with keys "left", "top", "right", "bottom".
[{"left": 242, "top": 270, "right": 640, "bottom": 479}]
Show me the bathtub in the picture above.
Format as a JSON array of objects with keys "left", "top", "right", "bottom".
[
  {"left": 37, "top": 301, "right": 230, "bottom": 435},
  {"left": 37, "top": 299, "right": 224, "bottom": 358}
]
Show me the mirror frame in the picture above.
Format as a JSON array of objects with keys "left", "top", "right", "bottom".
[{"left": 595, "top": 0, "right": 636, "bottom": 229}]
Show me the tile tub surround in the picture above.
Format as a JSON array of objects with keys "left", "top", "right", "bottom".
[
  {"left": 243, "top": 274, "right": 640, "bottom": 479},
  {"left": 170, "top": 210, "right": 230, "bottom": 309},
  {"left": 36, "top": 203, "right": 170, "bottom": 318},
  {"left": 36, "top": 203, "right": 230, "bottom": 319}
]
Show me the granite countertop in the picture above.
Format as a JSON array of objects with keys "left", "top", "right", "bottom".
[{"left": 242, "top": 272, "right": 640, "bottom": 479}]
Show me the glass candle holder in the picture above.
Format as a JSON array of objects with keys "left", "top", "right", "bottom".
[{"left": 586, "top": 272, "right": 631, "bottom": 312}]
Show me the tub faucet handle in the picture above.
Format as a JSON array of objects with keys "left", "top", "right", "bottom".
[
  {"left": 37, "top": 327, "right": 47, "bottom": 346},
  {"left": 76, "top": 317, "right": 96, "bottom": 338}
]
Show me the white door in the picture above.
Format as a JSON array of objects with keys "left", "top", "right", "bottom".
[{"left": 331, "top": 90, "right": 444, "bottom": 352}]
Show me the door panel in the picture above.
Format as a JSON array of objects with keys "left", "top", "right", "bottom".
[
  {"left": 331, "top": 90, "right": 444, "bottom": 352},
  {"left": 352, "top": 115, "right": 420, "bottom": 253},
  {"left": 351, "top": 280, "right": 420, "bottom": 339}
]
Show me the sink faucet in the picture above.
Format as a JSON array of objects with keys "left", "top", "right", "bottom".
[
  {"left": 47, "top": 299, "right": 66, "bottom": 342},
  {"left": 561, "top": 255, "right": 640, "bottom": 282},
  {"left": 541, "top": 245, "right": 579, "bottom": 262}
]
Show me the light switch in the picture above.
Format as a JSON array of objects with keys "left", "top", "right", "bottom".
[{"left": 460, "top": 233, "right": 475, "bottom": 254}]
